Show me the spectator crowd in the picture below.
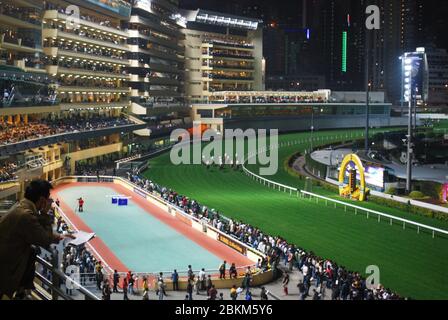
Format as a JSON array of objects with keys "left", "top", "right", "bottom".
[
  {"left": 128, "top": 174, "right": 405, "bottom": 300},
  {"left": 0, "top": 116, "right": 133, "bottom": 145},
  {"left": 24, "top": 161, "right": 404, "bottom": 301},
  {"left": 43, "top": 2, "right": 127, "bottom": 31},
  {"left": 0, "top": 162, "right": 17, "bottom": 182}
]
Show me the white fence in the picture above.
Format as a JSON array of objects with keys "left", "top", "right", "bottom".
[
  {"left": 300, "top": 190, "right": 448, "bottom": 239},
  {"left": 243, "top": 165, "right": 298, "bottom": 195},
  {"left": 242, "top": 141, "right": 448, "bottom": 239},
  {"left": 325, "top": 177, "right": 448, "bottom": 215}
]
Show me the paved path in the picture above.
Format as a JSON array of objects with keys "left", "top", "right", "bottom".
[{"left": 63, "top": 264, "right": 334, "bottom": 301}]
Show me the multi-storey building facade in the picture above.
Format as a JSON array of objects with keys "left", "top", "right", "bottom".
[
  {"left": 42, "top": 1, "right": 131, "bottom": 111},
  {"left": 0, "top": 1, "right": 267, "bottom": 205},
  {"left": 182, "top": 9, "right": 263, "bottom": 103},
  {"left": 127, "top": 0, "right": 186, "bottom": 115},
  {"left": 0, "top": 0, "right": 146, "bottom": 205}
]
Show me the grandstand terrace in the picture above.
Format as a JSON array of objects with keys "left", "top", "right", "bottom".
[
  {"left": 182, "top": 9, "right": 263, "bottom": 104},
  {"left": 191, "top": 90, "right": 399, "bottom": 133},
  {"left": 127, "top": 0, "right": 186, "bottom": 117},
  {"left": 0, "top": 0, "right": 146, "bottom": 199},
  {"left": 1, "top": 0, "right": 446, "bottom": 305},
  {"left": 41, "top": 0, "right": 132, "bottom": 113},
  {"left": 0, "top": 0, "right": 45, "bottom": 76}
]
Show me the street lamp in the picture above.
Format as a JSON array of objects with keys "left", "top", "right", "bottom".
[
  {"left": 401, "top": 48, "right": 428, "bottom": 193},
  {"left": 310, "top": 107, "right": 315, "bottom": 152},
  {"left": 403, "top": 54, "right": 413, "bottom": 194},
  {"left": 364, "top": 28, "right": 371, "bottom": 152}
]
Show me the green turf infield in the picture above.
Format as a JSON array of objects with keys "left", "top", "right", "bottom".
[{"left": 144, "top": 128, "right": 448, "bottom": 299}]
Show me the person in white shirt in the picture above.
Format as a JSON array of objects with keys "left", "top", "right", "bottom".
[
  {"left": 302, "top": 264, "right": 309, "bottom": 278},
  {"left": 257, "top": 241, "right": 263, "bottom": 251},
  {"left": 198, "top": 268, "right": 206, "bottom": 291}
]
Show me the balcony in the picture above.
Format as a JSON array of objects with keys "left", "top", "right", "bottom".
[
  {"left": 47, "top": 66, "right": 128, "bottom": 80},
  {"left": 207, "top": 52, "right": 254, "bottom": 61},
  {"left": 43, "top": 10, "right": 129, "bottom": 38},
  {"left": 0, "top": 35, "right": 42, "bottom": 53},
  {"left": 208, "top": 75, "right": 254, "bottom": 82},
  {"left": 43, "top": 47, "right": 130, "bottom": 66},
  {"left": 59, "top": 101, "right": 129, "bottom": 111},
  {"left": 205, "top": 41, "right": 254, "bottom": 51},
  {"left": 149, "top": 62, "right": 182, "bottom": 74},
  {"left": 0, "top": 68, "right": 58, "bottom": 109},
  {"left": 148, "top": 77, "right": 181, "bottom": 86},
  {"left": 0, "top": 11, "right": 41, "bottom": 30},
  {"left": 68, "top": 142, "right": 125, "bottom": 168},
  {"left": 205, "top": 64, "right": 255, "bottom": 72},
  {"left": 129, "top": 75, "right": 181, "bottom": 86},
  {"left": 128, "top": 30, "right": 183, "bottom": 52},
  {"left": 129, "top": 15, "right": 182, "bottom": 39},
  {"left": 0, "top": 98, "right": 59, "bottom": 109},
  {"left": 42, "top": 28, "right": 129, "bottom": 52},
  {"left": 57, "top": 86, "right": 130, "bottom": 94},
  {"left": 0, "top": 121, "right": 146, "bottom": 156},
  {"left": 128, "top": 45, "right": 183, "bottom": 63},
  {"left": 150, "top": 0, "right": 178, "bottom": 13},
  {"left": 148, "top": 89, "right": 182, "bottom": 97}
]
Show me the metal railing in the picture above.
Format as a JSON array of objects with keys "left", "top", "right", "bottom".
[
  {"left": 34, "top": 255, "right": 100, "bottom": 300},
  {"left": 52, "top": 203, "right": 115, "bottom": 276}
]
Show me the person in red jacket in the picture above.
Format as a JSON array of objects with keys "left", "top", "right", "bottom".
[
  {"left": 77, "top": 197, "right": 84, "bottom": 212},
  {"left": 282, "top": 272, "right": 290, "bottom": 295}
]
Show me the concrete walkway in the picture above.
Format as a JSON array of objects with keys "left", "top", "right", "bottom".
[{"left": 63, "top": 265, "right": 334, "bottom": 301}]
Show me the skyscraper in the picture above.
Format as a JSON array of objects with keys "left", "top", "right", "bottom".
[
  {"left": 370, "top": 0, "right": 427, "bottom": 103},
  {"left": 316, "top": 0, "right": 427, "bottom": 101},
  {"left": 263, "top": 26, "right": 285, "bottom": 76},
  {"left": 181, "top": 9, "right": 263, "bottom": 103}
]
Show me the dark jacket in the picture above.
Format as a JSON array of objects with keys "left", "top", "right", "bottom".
[{"left": 0, "top": 199, "right": 59, "bottom": 296}]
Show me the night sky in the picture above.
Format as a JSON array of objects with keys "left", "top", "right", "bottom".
[{"left": 180, "top": 0, "right": 448, "bottom": 50}]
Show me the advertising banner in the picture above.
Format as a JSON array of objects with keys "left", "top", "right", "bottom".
[{"left": 217, "top": 234, "right": 247, "bottom": 256}]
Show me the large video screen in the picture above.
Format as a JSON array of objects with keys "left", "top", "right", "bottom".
[
  {"left": 363, "top": 166, "right": 385, "bottom": 188},
  {"left": 342, "top": 163, "right": 385, "bottom": 189}
]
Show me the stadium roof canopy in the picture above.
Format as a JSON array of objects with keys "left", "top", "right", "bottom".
[{"left": 182, "top": 9, "right": 262, "bottom": 30}]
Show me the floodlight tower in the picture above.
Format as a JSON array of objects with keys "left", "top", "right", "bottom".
[
  {"left": 403, "top": 53, "right": 415, "bottom": 194},
  {"left": 364, "top": 30, "right": 370, "bottom": 152},
  {"left": 401, "top": 48, "right": 428, "bottom": 194}
]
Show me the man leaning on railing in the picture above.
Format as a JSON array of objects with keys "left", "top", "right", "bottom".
[{"left": 0, "top": 179, "right": 75, "bottom": 300}]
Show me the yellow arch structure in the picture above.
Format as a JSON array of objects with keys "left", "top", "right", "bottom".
[{"left": 338, "top": 154, "right": 368, "bottom": 201}]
